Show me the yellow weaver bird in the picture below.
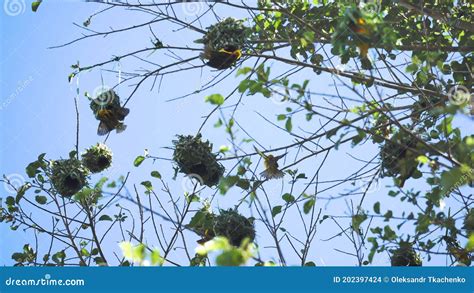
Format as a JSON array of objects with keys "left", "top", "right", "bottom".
[
  {"left": 96, "top": 104, "right": 130, "bottom": 136},
  {"left": 201, "top": 45, "right": 242, "bottom": 70},
  {"left": 348, "top": 17, "right": 371, "bottom": 58},
  {"left": 254, "top": 146, "right": 287, "bottom": 180}
]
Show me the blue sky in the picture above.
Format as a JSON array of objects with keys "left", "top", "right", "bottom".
[{"left": 0, "top": 1, "right": 471, "bottom": 266}]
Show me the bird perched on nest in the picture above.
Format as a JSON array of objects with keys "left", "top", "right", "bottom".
[
  {"left": 254, "top": 146, "right": 287, "bottom": 180},
  {"left": 201, "top": 44, "right": 242, "bottom": 70}
]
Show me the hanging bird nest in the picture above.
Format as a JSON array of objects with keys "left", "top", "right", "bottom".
[
  {"left": 81, "top": 143, "right": 113, "bottom": 173},
  {"left": 89, "top": 89, "right": 121, "bottom": 118},
  {"left": 172, "top": 134, "right": 225, "bottom": 187},
  {"left": 390, "top": 242, "right": 422, "bottom": 266},
  {"left": 213, "top": 209, "right": 255, "bottom": 247},
  {"left": 464, "top": 208, "right": 474, "bottom": 236},
  {"left": 50, "top": 157, "right": 89, "bottom": 197},
  {"left": 199, "top": 17, "right": 248, "bottom": 51},
  {"left": 186, "top": 207, "right": 217, "bottom": 244},
  {"left": 380, "top": 132, "right": 418, "bottom": 177}
]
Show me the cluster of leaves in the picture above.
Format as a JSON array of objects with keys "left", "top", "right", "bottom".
[
  {"left": 195, "top": 237, "right": 257, "bottom": 266},
  {"left": 119, "top": 242, "right": 164, "bottom": 266}
]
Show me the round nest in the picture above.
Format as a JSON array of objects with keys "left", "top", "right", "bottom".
[
  {"left": 390, "top": 242, "right": 422, "bottom": 266},
  {"left": 200, "top": 18, "right": 248, "bottom": 51},
  {"left": 172, "top": 134, "right": 225, "bottom": 187},
  {"left": 213, "top": 209, "right": 255, "bottom": 247},
  {"left": 50, "top": 158, "right": 89, "bottom": 197},
  {"left": 186, "top": 208, "right": 216, "bottom": 244},
  {"left": 82, "top": 143, "right": 113, "bottom": 173},
  {"left": 380, "top": 132, "right": 418, "bottom": 177},
  {"left": 464, "top": 208, "right": 474, "bottom": 236},
  {"left": 89, "top": 89, "right": 121, "bottom": 118}
]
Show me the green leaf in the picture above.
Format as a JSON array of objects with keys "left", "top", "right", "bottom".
[
  {"left": 150, "top": 249, "right": 164, "bottom": 266},
  {"left": 35, "top": 195, "right": 47, "bottom": 205},
  {"left": 272, "top": 205, "right": 282, "bottom": 217},
  {"left": 68, "top": 73, "right": 75, "bottom": 82},
  {"left": 215, "top": 249, "right": 245, "bottom": 266},
  {"left": 236, "top": 67, "right": 252, "bottom": 76},
  {"left": 98, "top": 215, "right": 113, "bottom": 222},
  {"left": 32, "top": 1, "right": 42, "bottom": 12},
  {"left": 373, "top": 202, "right": 380, "bottom": 214},
  {"left": 205, "top": 94, "right": 224, "bottom": 106},
  {"left": 304, "top": 261, "right": 316, "bottom": 266},
  {"left": 282, "top": 193, "right": 295, "bottom": 203},
  {"left": 466, "top": 234, "right": 474, "bottom": 251},
  {"left": 6, "top": 196, "right": 15, "bottom": 206},
  {"left": 236, "top": 179, "right": 250, "bottom": 190},
  {"left": 352, "top": 213, "right": 367, "bottom": 231},
  {"left": 303, "top": 198, "right": 315, "bottom": 214},
  {"left": 277, "top": 114, "right": 286, "bottom": 121},
  {"left": 141, "top": 181, "right": 153, "bottom": 191},
  {"left": 151, "top": 171, "right": 161, "bottom": 179},
  {"left": 134, "top": 156, "right": 145, "bottom": 167},
  {"left": 15, "top": 183, "right": 31, "bottom": 204},
  {"left": 81, "top": 248, "right": 90, "bottom": 257},
  {"left": 285, "top": 117, "right": 293, "bottom": 132},
  {"left": 416, "top": 155, "right": 429, "bottom": 164}
]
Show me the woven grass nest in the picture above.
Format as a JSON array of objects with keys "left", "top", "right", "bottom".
[
  {"left": 213, "top": 209, "right": 256, "bottom": 247},
  {"left": 172, "top": 134, "right": 225, "bottom": 187},
  {"left": 81, "top": 143, "right": 113, "bottom": 173},
  {"left": 380, "top": 132, "right": 418, "bottom": 177},
  {"left": 50, "top": 157, "right": 89, "bottom": 197},
  {"left": 199, "top": 17, "right": 248, "bottom": 51},
  {"left": 390, "top": 242, "right": 422, "bottom": 266},
  {"left": 187, "top": 208, "right": 256, "bottom": 247}
]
